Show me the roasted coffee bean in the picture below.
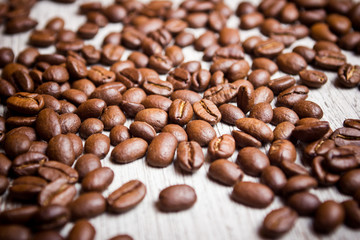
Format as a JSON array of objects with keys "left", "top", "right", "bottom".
[
  {"left": 70, "top": 192, "right": 106, "bottom": 220},
  {"left": 325, "top": 145, "right": 359, "bottom": 172},
  {"left": 7, "top": 126, "right": 37, "bottom": 141},
  {"left": 287, "top": 191, "right": 321, "bottom": 216},
  {"left": 249, "top": 103, "right": 273, "bottom": 123},
  {"left": 312, "top": 155, "right": 340, "bottom": 186},
  {"left": 281, "top": 160, "right": 308, "bottom": 177},
  {"left": 277, "top": 53, "right": 307, "bottom": 75},
  {"left": 338, "top": 168, "right": 360, "bottom": 195},
  {"left": 254, "top": 39, "right": 285, "bottom": 58},
  {"left": 337, "top": 64, "right": 360, "bottom": 88},
  {"left": 68, "top": 219, "right": 96, "bottom": 240},
  {"left": 29, "top": 29, "right": 56, "bottom": 48},
  {"left": 331, "top": 127, "right": 360, "bottom": 147},
  {"left": 7, "top": 92, "right": 44, "bottom": 115},
  {"left": 165, "top": 45, "right": 184, "bottom": 67},
  {"left": 36, "top": 108, "right": 61, "bottom": 140},
  {"left": 161, "top": 124, "right": 187, "bottom": 143},
  {"left": 148, "top": 54, "right": 172, "bottom": 74},
  {"left": 142, "top": 95, "right": 172, "bottom": 112},
  {"left": 339, "top": 32, "right": 360, "bottom": 51},
  {"left": 38, "top": 160, "right": 78, "bottom": 183},
  {"left": 168, "top": 99, "right": 193, "bottom": 126},
  {"left": 0, "top": 48, "right": 14, "bottom": 67},
  {"left": 193, "top": 99, "right": 221, "bottom": 125},
  {"left": 74, "top": 154, "right": 101, "bottom": 181},
  {"left": 175, "top": 31, "right": 195, "bottom": 47},
  {"left": 203, "top": 83, "right": 238, "bottom": 106},
  {"left": 311, "top": 23, "right": 337, "bottom": 42},
  {"left": 237, "top": 85, "right": 254, "bottom": 114},
  {"left": 232, "top": 130, "right": 262, "bottom": 148},
  {"left": 282, "top": 175, "right": 318, "bottom": 196},
  {"left": 100, "top": 105, "right": 126, "bottom": 130},
  {"left": 76, "top": 99, "right": 106, "bottom": 120},
  {"left": 252, "top": 58, "right": 278, "bottom": 75},
  {"left": 35, "top": 82, "right": 61, "bottom": 99},
  {"left": 186, "top": 120, "right": 216, "bottom": 147},
  {"left": 82, "top": 167, "right": 114, "bottom": 192},
  {"left": 176, "top": 141, "right": 204, "bottom": 172},
  {"left": 66, "top": 133, "right": 83, "bottom": 159},
  {"left": 314, "top": 41, "right": 341, "bottom": 53},
  {"left": 122, "top": 87, "right": 146, "bottom": 104},
  {"left": 268, "top": 139, "right": 296, "bottom": 166},
  {"left": 4, "top": 132, "right": 31, "bottom": 158},
  {"left": 243, "top": 36, "right": 263, "bottom": 54},
  {"left": 208, "top": 134, "right": 235, "bottom": 160},
  {"left": 237, "top": 147, "right": 270, "bottom": 177},
  {"left": 315, "top": 50, "right": 347, "bottom": 71},
  {"left": 342, "top": 200, "right": 360, "bottom": 228},
  {"left": 299, "top": 69, "right": 328, "bottom": 88},
  {"left": 0, "top": 205, "right": 39, "bottom": 225},
  {"left": 240, "top": 12, "right": 264, "bottom": 30},
  {"left": 293, "top": 100, "right": 323, "bottom": 119},
  {"left": 84, "top": 133, "right": 110, "bottom": 159},
  {"left": 0, "top": 175, "right": 9, "bottom": 195},
  {"left": 32, "top": 204, "right": 70, "bottom": 231},
  {"left": 236, "top": 2, "right": 256, "bottom": 16},
  {"left": 314, "top": 200, "right": 345, "bottom": 233},
  {"left": 218, "top": 27, "right": 240, "bottom": 46},
  {"left": 107, "top": 180, "right": 146, "bottom": 213},
  {"left": 158, "top": 184, "right": 196, "bottom": 212},
  {"left": 236, "top": 118, "right": 273, "bottom": 143},
  {"left": 129, "top": 121, "right": 155, "bottom": 143},
  {"left": 127, "top": 52, "right": 148, "bottom": 69},
  {"left": 38, "top": 178, "right": 76, "bottom": 207},
  {"left": 208, "top": 159, "right": 243, "bottom": 186},
  {"left": 277, "top": 85, "right": 309, "bottom": 108},
  {"left": 0, "top": 224, "right": 31, "bottom": 240},
  {"left": 5, "top": 16, "right": 37, "bottom": 34},
  {"left": 218, "top": 104, "right": 245, "bottom": 126},
  {"left": 254, "top": 86, "right": 274, "bottom": 105},
  {"left": 171, "top": 89, "right": 202, "bottom": 105},
  {"left": 46, "top": 134, "right": 75, "bottom": 166},
  {"left": 101, "top": 44, "right": 124, "bottom": 65},
  {"left": 260, "top": 166, "right": 287, "bottom": 194},
  {"left": 344, "top": 119, "right": 360, "bottom": 130},
  {"left": 9, "top": 176, "right": 47, "bottom": 201},
  {"left": 146, "top": 132, "right": 177, "bottom": 168},
  {"left": 61, "top": 89, "right": 88, "bottom": 106},
  {"left": 186, "top": 12, "right": 208, "bottom": 28},
  {"left": 11, "top": 70, "right": 34, "bottom": 92},
  {"left": 134, "top": 108, "right": 168, "bottom": 132},
  {"left": 111, "top": 138, "right": 148, "bottom": 164},
  {"left": 248, "top": 69, "right": 270, "bottom": 88},
  {"left": 17, "top": 47, "right": 39, "bottom": 67},
  {"left": 0, "top": 153, "right": 12, "bottom": 176},
  {"left": 304, "top": 138, "right": 335, "bottom": 160},
  {"left": 12, "top": 152, "right": 48, "bottom": 176},
  {"left": 261, "top": 207, "right": 297, "bottom": 238},
  {"left": 271, "top": 107, "right": 299, "bottom": 126},
  {"left": 232, "top": 182, "right": 274, "bottom": 208},
  {"left": 143, "top": 78, "right": 173, "bottom": 97},
  {"left": 167, "top": 68, "right": 191, "bottom": 90},
  {"left": 87, "top": 66, "right": 115, "bottom": 86},
  {"left": 326, "top": 13, "right": 351, "bottom": 35},
  {"left": 102, "top": 2, "right": 125, "bottom": 20}
]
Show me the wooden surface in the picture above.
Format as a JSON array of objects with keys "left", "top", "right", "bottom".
[{"left": 1, "top": 0, "right": 360, "bottom": 239}]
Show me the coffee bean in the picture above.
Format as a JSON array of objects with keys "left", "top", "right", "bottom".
[
  {"left": 254, "top": 39, "right": 285, "bottom": 58},
  {"left": 331, "top": 127, "right": 360, "bottom": 147},
  {"left": 148, "top": 54, "right": 173, "bottom": 74},
  {"left": 260, "top": 166, "right": 287, "bottom": 194},
  {"left": 232, "top": 182, "right": 274, "bottom": 208},
  {"left": 282, "top": 175, "right": 318, "bottom": 196},
  {"left": 171, "top": 89, "right": 202, "bottom": 105},
  {"left": 146, "top": 132, "right": 177, "bottom": 167},
  {"left": 143, "top": 78, "right": 174, "bottom": 97},
  {"left": 38, "top": 160, "right": 78, "bottom": 183},
  {"left": 299, "top": 69, "right": 328, "bottom": 88},
  {"left": 142, "top": 95, "right": 172, "bottom": 112},
  {"left": 337, "top": 64, "right": 360, "bottom": 88},
  {"left": 338, "top": 169, "right": 360, "bottom": 195},
  {"left": 271, "top": 107, "right": 299, "bottom": 125},
  {"left": 87, "top": 66, "right": 115, "bottom": 86},
  {"left": 166, "top": 68, "right": 191, "bottom": 90},
  {"left": 240, "top": 12, "right": 264, "bottom": 30},
  {"left": 32, "top": 204, "right": 70, "bottom": 231},
  {"left": 208, "top": 159, "right": 243, "bottom": 186},
  {"left": 236, "top": 118, "right": 273, "bottom": 143},
  {"left": 287, "top": 191, "right": 321, "bottom": 216},
  {"left": 0, "top": 205, "right": 39, "bottom": 225},
  {"left": 232, "top": 130, "right": 262, "bottom": 148},
  {"left": 252, "top": 58, "right": 278, "bottom": 75},
  {"left": 314, "top": 200, "right": 345, "bottom": 233},
  {"left": 107, "top": 180, "right": 146, "bottom": 213},
  {"left": 82, "top": 167, "right": 114, "bottom": 192},
  {"left": 281, "top": 160, "right": 309, "bottom": 177},
  {"left": 165, "top": 46, "right": 184, "bottom": 67},
  {"left": 249, "top": 103, "right": 273, "bottom": 123},
  {"left": 0, "top": 224, "right": 31, "bottom": 240},
  {"left": 161, "top": 124, "right": 188, "bottom": 143},
  {"left": 261, "top": 207, "right": 297, "bottom": 238},
  {"left": 68, "top": 219, "right": 96, "bottom": 240},
  {"left": 218, "top": 104, "right": 245, "bottom": 126},
  {"left": 70, "top": 192, "right": 106, "bottom": 220},
  {"left": 4, "top": 132, "right": 31, "bottom": 159},
  {"left": 12, "top": 152, "right": 48, "bottom": 176},
  {"left": 7, "top": 92, "right": 44, "bottom": 115},
  {"left": 168, "top": 99, "right": 193, "bottom": 126},
  {"left": 186, "top": 120, "right": 216, "bottom": 147},
  {"left": 193, "top": 99, "right": 221, "bottom": 125},
  {"left": 237, "top": 147, "right": 270, "bottom": 176},
  {"left": 111, "top": 137, "right": 148, "bottom": 164},
  {"left": 315, "top": 50, "right": 347, "bottom": 71},
  {"left": 6, "top": 16, "right": 37, "bottom": 34},
  {"left": 277, "top": 52, "right": 307, "bottom": 75},
  {"left": 236, "top": 2, "right": 256, "bottom": 17},
  {"left": 158, "top": 184, "right": 196, "bottom": 212},
  {"left": 129, "top": 121, "right": 156, "bottom": 143},
  {"left": 175, "top": 31, "right": 195, "bottom": 47},
  {"left": 46, "top": 134, "right": 75, "bottom": 166},
  {"left": 342, "top": 200, "right": 360, "bottom": 228},
  {"left": 0, "top": 153, "right": 11, "bottom": 176},
  {"left": 339, "top": 32, "right": 360, "bottom": 51},
  {"left": 326, "top": 14, "right": 352, "bottom": 35},
  {"left": 277, "top": 85, "right": 309, "bottom": 108},
  {"left": 38, "top": 178, "right": 76, "bottom": 207},
  {"left": 76, "top": 99, "right": 107, "bottom": 120},
  {"left": 84, "top": 133, "right": 110, "bottom": 159}
]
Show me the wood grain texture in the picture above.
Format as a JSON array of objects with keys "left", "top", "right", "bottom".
[{"left": 1, "top": 0, "right": 360, "bottom": 239}]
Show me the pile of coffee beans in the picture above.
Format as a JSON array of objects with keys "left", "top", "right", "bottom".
[{"left": 0, "top": 0, "right": 360, "bottom": 239}]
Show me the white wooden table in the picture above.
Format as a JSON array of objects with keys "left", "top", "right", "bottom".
[{"left": 1, "top": 0, "right": 360, "bottom": 239}]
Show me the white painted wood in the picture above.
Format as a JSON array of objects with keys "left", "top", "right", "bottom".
[{"left": 1, "top": 0, "right": 360, "bottom": 239}]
